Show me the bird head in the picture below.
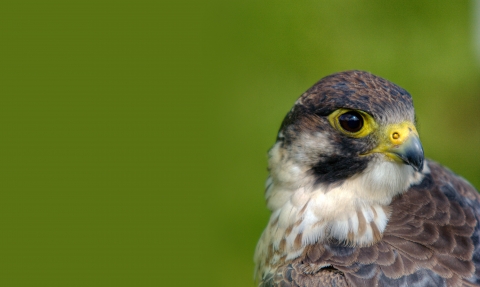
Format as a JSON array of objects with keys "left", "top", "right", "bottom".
[{"left": 270, "top": 70, "right": 424, "bottom": 193}]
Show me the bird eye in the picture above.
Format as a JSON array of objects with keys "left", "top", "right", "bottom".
[{"left": 338, "top": 111, "right": 363, "bottom": 133}]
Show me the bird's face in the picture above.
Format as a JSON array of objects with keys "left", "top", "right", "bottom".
[
  {"left": 324, "top": 107, "right": 423, "bottom": 174},
  {"left": 270, "top": 71, "right": 425, "bottom": 191}
]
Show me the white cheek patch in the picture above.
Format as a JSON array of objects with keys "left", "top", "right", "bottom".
[{"left": 293, "top": 132, "right": 336, "bottom": 164}]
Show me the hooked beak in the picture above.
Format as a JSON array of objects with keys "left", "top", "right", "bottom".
[
  {"left": 371, "top": 122, "right": 425, "bottom": 172},
  {"left": 387, "top": 133, "right": 424, "bottom": 172}
]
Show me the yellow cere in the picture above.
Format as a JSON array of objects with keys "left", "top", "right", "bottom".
[
  {"left": 385, "top": 122, "right": 418, "bottom": 146},
  {"left": 369, "top": 121, "right": 419, "bottom": 162}
]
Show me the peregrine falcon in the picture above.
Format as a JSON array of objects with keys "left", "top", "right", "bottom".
[{"left": 254, "top": 71, "right": 480, "bottom": 287}]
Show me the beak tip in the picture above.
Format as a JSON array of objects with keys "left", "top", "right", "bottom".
[
  {"left": 398, "top": 152, "right": 424, "bottom": 172},
  {"left": 412, "top": 157, "right": 424, "bottom": 172},
  {"left": 390, "top": 134, "right": 424, "bottom": 173}
]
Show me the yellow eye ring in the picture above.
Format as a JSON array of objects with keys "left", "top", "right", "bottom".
[{"left": 328, "top": 109, "right": 376, "bottom": 138}]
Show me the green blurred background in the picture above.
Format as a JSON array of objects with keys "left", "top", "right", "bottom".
[{"left": 1, "top": 1, "right": 480, "bottom": 286}]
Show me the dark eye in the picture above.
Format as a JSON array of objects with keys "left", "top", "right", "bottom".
[{"left": 338, "top": 111, "right": 363, "bottom": 133}]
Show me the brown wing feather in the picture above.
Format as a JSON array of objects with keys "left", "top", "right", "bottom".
[
  {"left": 259, "top": 265, "right": 348, "bottom": 287},
  {"left": 259, "top": 160, "right": 480, "bottom": 287}
]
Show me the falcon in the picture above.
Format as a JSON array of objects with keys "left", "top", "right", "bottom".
[{"left": 254, "top": 70, "right": 480, "bottom": 287}]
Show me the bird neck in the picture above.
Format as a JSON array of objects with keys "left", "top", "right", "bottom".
[{"left": 255, "top": 144, "right": 425, "bottom": 276}]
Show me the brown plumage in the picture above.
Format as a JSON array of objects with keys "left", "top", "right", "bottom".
[{"left": 255, "top": 71, "right": 480, "bottom": 287}]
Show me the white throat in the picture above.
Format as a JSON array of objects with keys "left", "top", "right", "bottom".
[{"left": 254, "top": 142, "right": 425, "bottom": 276}]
